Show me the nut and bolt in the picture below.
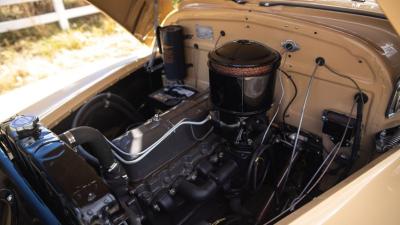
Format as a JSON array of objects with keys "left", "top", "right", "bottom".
[
  {"left": 209, "top": 155, "right": 219, "bottom": 163},
  {"left": 190, "top": 172, "right": 198, "bottom": 181},
  {"left": 169, "top": 189, "right": 176, "bottom": 196},
  {"left": 153, "top": 204, "right": 161, "bottom": 212},
  {"left": 88, "top": 192, "right": 96, "bottom": 202},
  {"left": 6, "top": 195, "right": 12, "bottom": 202}
]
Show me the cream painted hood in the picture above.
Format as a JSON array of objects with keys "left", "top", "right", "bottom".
[{"left": 87, "top": 0, "right": 399, "bottom": 46}]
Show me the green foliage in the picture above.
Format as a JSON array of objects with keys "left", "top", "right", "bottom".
[
  {"left": 0, "top": 13, "right": 125, "bottom": 94},
  {"left": 173, "top": 0, "right": 182, "bottom": 6}
]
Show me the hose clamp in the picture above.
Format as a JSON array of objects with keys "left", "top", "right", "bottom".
[{"left": 63, "top": 131, "right": 76, "bottom": 146}]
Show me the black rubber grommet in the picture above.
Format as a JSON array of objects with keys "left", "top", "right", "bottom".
[
  {"left": 354, "top": 92, "right": 368, "bottom": 103},
  {"left": 315, "top": 57, "right": 325, "bottom": 66}
]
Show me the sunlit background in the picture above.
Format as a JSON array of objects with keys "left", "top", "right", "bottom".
[{"left": 0, "top": 0, "right": 150, "bottom": 121}]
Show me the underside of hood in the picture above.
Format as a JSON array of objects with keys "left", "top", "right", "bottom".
[
  {"left": 87, "top": 0, "right": 399, "bottom": 45},
  {"left": 88, "top": 0, "right": 173, "bottom": 45},
  {"left": 378, "top": 0, "right": 400, "bottom": 35}
]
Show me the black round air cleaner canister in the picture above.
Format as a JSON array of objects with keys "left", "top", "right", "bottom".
[
  {"left": 156, "top": 25, "right": 187, "bottom": 81},
  {"left": 208, "top": 40, "right": 281, "bottom": 121}
]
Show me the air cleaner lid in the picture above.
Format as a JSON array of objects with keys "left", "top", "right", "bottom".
[{"left": 208, "top": 40, "right": 280, "bottom": 68}]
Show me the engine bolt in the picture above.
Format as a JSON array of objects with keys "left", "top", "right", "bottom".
[
  {"left": 209, "top": 155, "right": 218, "bottom": 163},
  {"left": 218, "top": 152, "right": 224, "bottom": 158},
  {"left": 190, "top": 172, "right": 198, "bottom": 181},
  {"left": 6, "top": 195, "right": 12, "bottom": 202},
  {"left": 153, "top": 204, "right": 161, "bottom": 212},
  {"left": 169, "top": 189, "right": 176, "bottom": 196},
  {"left": 87, "top": 210, "right": 93, "bottom": 216},
  {"left": 88, "top": 192, "right": 96, "bottom": 202}
]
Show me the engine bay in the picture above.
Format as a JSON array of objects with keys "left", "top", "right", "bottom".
[
  {"left": 1, "top": 6, "right": 400, "bottom": 223},
  {"left": 0, "top": 35, "right": 375, "bottom": 225}
]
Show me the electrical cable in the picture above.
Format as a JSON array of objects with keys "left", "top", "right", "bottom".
[
  {"left": 324, "top": 63, "right": 365, "bottom": 178},
  {"left": 279, "top": 69, "right": 298, "bottom": 127},
  {"left": 290, "top": 101, "right": 356, "bottom": 209},
  {"left": 111, "top": 116, "right": 211, "bottom": 164},
  {"left": 257, "top": 62, "right": 363, "bottom": 225},
  {"left": 260, "top": 72, "right": 285, "bottom": 144},
  {"left": 262, "top": 100, "right": 357, "bottom": 225},
  {"left": 255, "top": 151, "right": 299, "bottom": 225},
  {"left": 214, "top": 32, "right": 223, "bottom": 49},
  {"left": 324, "top": 64, "right": 364, "bottom": 103},
  {"left": 278, "top": 64, "right": 319, "bottom": 193},
  {"left": 289, "top": 64, "right": 318, "bottom": 163},
  {"left": 256, "top": 63, "right": 319, "bottom": 225},
  {"left": 245, "top": 72, "right": 285, "bottom": 190}
]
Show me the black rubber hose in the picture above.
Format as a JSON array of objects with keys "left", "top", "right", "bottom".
[
  {"left": 60, "top": 126, "right": 115, "bottom": 171},
  {"left": 76, "top": 146, "right": 99, "bottom": 169},
  {"left": 177, "top": 180, "right": 218, "bottom": 202},
  {"left": 72, "top": 92, "right": 143, "bottom": 128},
  {"left": 252, "top": 159, "right": 271, "bottom": 191},
  {"left": 60, "top": 126, "right": 128, "bottom": 195},
  {"left": 245, "top": 144, "right": 271, "bottom": 189}
]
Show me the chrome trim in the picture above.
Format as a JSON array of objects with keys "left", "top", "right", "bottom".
[{"left": 386, "top": 77, "right": 400, "bottom": 118}]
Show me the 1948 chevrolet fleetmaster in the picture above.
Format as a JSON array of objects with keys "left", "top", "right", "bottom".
[{"left": 1, "top": 0, "right": 400, "bottom": 224}]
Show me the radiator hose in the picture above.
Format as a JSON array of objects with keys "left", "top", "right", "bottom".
[{"left": 60, "top": 126, "right": 127, "bottom": 195}]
